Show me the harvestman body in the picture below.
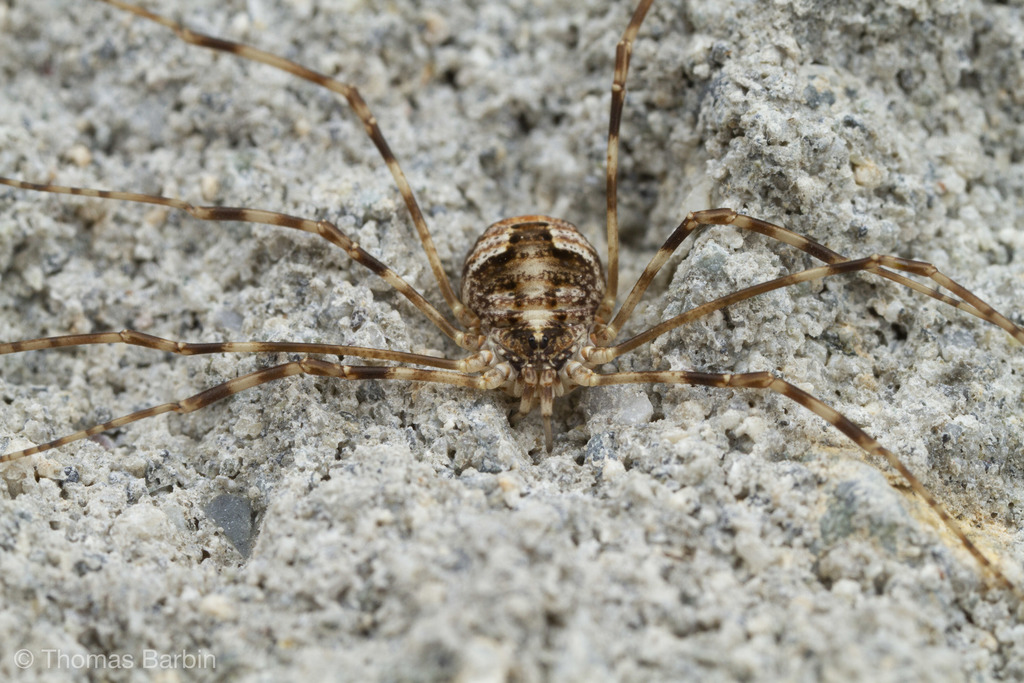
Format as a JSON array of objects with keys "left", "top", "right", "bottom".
[{"left": 1, "top": 0, "right": 1023, "bottom": 595}]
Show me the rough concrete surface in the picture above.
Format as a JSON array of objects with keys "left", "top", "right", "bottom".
[{"left": 1, "top": 0, "right": 1023, "bottom": 681}]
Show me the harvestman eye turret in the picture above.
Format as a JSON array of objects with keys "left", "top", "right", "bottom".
[{"left": 1, "top": 0, "right": 1022, "bottom": 597}]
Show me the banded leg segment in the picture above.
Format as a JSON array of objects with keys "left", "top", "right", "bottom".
[
  {"left": 590, "top": 253, "right": 1024, "bottom": 363},
  {"left": 0, "top": 329, "right": 490, "bottom": 371},
  {"left": 597, "top": 0, "right": 656, "bottom": 325},
  {"left": 93, "top": 0, "right": 475, "bottom": 328},
  {"left": 0, "top": 178, "right": 480, "bottom": 349},
  {"left": 0, "top": 359, "right": 504, "bottom": 464},
  {"left": 572, "top": 365, "right": 1016, "bottom": 594},
  {"left": 593, "top": 208, "right": 1023, "bottom": 348}
]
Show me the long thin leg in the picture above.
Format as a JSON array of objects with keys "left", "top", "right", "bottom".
[
  {"left": 596, "top": 0, "right": 656, "bottom": 326},
  {"left": 0, "top": 178, "right": 481, "bottom": 349},
  {"left": 0, "top": 359, "right": 508, "bottom": 464},
  {"left": 93, "top": 0, "right": 476, "bottom": 329},
  {"left": 588, "top": 253, "right": 1023, "bottom": 363},
  {"left": 593, "top": 208, "right": 1023, "bottom": 348},
  {"left": 0, "top": 330, "right": 495, "bottom": 372},
  {"left": 568, "top": 363, "right": 1018, "bottom": 595}
]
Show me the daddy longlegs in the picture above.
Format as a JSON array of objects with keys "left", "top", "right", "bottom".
[{"left": 0, "top": 0, "right": 1022, "bottom": 596}]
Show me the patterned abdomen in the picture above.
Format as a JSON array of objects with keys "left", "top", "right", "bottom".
[{"left": 461, "top": 216, "right": 605, "bottom": 330}]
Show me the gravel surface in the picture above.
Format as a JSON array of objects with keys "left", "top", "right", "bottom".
[{"left": 1, "top": 0, "right": 1023, "bottom": 681}]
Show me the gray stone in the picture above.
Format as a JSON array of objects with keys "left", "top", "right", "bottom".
[{"left": 1, "top": 0, "right": 1023, "bottom": 681}]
